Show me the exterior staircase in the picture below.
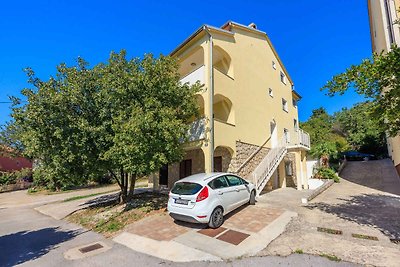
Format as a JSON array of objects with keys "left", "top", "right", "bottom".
[{"left": 252, "top": 136, "right": 288, "bottom": 196}]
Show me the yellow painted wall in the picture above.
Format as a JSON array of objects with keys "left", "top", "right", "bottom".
[
  {"left": 368, "top": 0, "right": 400, "bottom": 172},
  {"left": 174, "top": 23, "right": 304, "bottom": 175}
]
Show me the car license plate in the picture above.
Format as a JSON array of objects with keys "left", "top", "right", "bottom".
[{"left": 175, "top": 198, "right": 189, "bottom": 205}]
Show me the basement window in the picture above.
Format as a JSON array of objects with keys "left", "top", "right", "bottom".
[{"left": 285, "top": 161, "right": 293, "bottom": 176}]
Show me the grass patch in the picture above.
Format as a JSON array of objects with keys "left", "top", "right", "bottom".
[
  {"left": 317, "top": 227, "right": 343, "bottom": 235},
  {"left": 294, "top": 249, "right": 303, "bottom": 254},
  {"left": 319, "top": 253, "right": 341, "bottom": 262},
  {"left": 351, "top": 233, "right": 378, "bottom": 241},
  {"left": 63, "top": 190, "right": 117, "bottom": 202},
  {"left": 66, "top": 192, "right": 168, "bottom": 237}
]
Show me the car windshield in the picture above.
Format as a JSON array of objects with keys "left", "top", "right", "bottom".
[{"left": 171, "top": 182, "right": 203, "bottom": 195}]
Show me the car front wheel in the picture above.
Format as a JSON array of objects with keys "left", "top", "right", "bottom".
[
  {"left": 249, "top": 190, "right": 256, "bottom": 205},
  {"left": 208, "top": 207, "right": 224, "bottom": 228}
]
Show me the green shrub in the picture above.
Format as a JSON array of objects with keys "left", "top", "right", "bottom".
[
  {"left": 0, "top": 168, "right": 32, "bottom": 185},
  {"left": 315, "top": 167, "right": 339, "bottom": 183}
]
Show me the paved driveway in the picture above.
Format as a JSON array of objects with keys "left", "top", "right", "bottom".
[
  {"left": 260, "top": 159, "right": 400, "bottom": 267},
  {"left": 114, "top": 204, "right": 294, "bottom": 261},
  {"left": 0, "top": 187, "right": 357, "bottom": 266}
]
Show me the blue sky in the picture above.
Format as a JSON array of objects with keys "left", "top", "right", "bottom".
[{"left": 0, "top": 0, "right": 371, "bottom": 125}]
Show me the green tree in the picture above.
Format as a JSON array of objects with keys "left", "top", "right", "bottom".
[
  {"left": 301, "top": 108, "right": 333, "bottom": 146},
  {"left": 322, "top": 46, "right": 400, "bottom": 136},
  {"left": 11, "top": 51, "right": 201, "bottom": 201},
  {"left": 311, "top": 142, "right": 337, "bottom": 168},
  {"left": 99, "top": 52, "right": 200, "bottom": 202},
  {"left": 333, "top": 101, "right": 386, "bottom": 155}
]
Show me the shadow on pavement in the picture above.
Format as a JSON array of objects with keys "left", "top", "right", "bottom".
[
  {"left": 81, "top": 193, "right": 120, "bottom": 208},
  {"left": 307, "top": 193, "right": 400, "bottom": 239},
  {"left": 0, "top": 227, "right": 81, "bottom": 267}
]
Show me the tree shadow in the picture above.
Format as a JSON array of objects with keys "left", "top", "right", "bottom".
[
  {"left": 81, "top": 193, "right": 120, "bottom": 208},
  {"left": 0, "top": 227, "right": 82, "bottom": 267},
  {"left": 307, "top": 193, "right": 400, "bottom": 239}
]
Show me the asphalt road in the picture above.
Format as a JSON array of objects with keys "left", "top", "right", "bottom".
[{"left": 0, "top": 190, "right": 359, "bottom": 267}]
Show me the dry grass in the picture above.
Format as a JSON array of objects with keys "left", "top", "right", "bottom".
[{"left": 67, "top": 192, "right": 168, "bottom": 237}]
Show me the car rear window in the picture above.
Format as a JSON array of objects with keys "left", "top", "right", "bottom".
[{"left": 171, "top": 182, "right": 203, "bottom": 195}]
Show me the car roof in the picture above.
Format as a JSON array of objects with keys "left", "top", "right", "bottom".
[{"left": 177, "top": 172, "right": 232, "bottom": 184}]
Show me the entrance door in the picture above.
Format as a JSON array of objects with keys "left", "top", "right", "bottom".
[
  {"left": 159, "top": 164, "right": 168, "bottom": 186},
  {"left": 214, "top": 156, "right": 222, "bottom": 172},
  {"left": 270, "top": 121, "right": 278, "bottom": 147},
  {"left": 179, "top": 159, "right": 192, "bottom": 179}
]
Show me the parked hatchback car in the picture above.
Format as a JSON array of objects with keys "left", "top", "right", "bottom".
[
  {"left": 342, "top": 151, "right": 376, "bottom": 161},
  {"left": 167, "top": 172, "right": 256, "bottom": 228}
]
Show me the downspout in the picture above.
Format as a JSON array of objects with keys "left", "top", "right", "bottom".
[{"left": 205, "top": 27, "right": 214, "bottom": 172}]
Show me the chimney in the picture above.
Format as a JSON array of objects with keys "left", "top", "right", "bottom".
[{"left": 248, "top": 22, "right": 257, "bottom": 29}]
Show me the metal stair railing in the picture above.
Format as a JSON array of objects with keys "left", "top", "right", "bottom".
[{"left": 252, "top": 136, "right": 288, "bottom": 196}]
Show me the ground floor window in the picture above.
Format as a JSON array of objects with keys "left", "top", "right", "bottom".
[
  {"left": 213, "top": 156, "right": 222, "bottom": 172},
  {"left": 179, "top": 159, "right": 192, "bottom": 179},
  {"left": 285, "top": 161, "right": 293, "bottom": 176}
]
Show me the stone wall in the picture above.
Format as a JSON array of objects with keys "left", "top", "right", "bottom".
[
  {"left": 234, "top": 141, "right": 270, "bottom": 183},
  {"left": 284, "top": 152, "right": 297, "bottom": 188}
]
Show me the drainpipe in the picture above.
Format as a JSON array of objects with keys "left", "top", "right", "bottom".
[{"left": 205, "top": 27, "right": 214, "bottom": 173}]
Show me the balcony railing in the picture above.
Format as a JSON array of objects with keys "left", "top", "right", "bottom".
[
  {"left": 287, "top": 128, "right": 310, "bottom": 149},
  {"left": 187, "top": 118, "right": 206, "bottom": 142},
  {"left": 180, "top": 65, "right": 205, "bottom": 86}
]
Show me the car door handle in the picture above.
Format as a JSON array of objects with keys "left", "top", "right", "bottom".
[
  {"left": 235, "top": 188, "right": 240, "bottom": 192},
  {"left": 218, "top": 192, "right": 223, "bottom": 195}
]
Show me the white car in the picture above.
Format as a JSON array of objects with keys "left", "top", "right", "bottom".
[{"left": 167, "top": 172, "right": 256, "bottom": 228}]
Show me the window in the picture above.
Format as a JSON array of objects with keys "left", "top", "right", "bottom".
[
  {"left": 171, "top": 182, "right": 202, "bottom": 195},
  {"left": 268, "top": 88, "right": 273, "bottom": 97},
  {"left": 294, "top": 119, "right": 298, "bottom": 131},
  {"left": 272, "top": 61, "right": 276, "bottom": 70},
  {"left": 225, "top": 175, "right": 243, "bottom": 186},
  {"left": 292, "top": 99, "right": 297, "bottom": 108},
  {"left": 282, "top": 98, "right": 288, "bottom": 112},
  {"left": 208, "top": 176, "right": 229, "bottom": 189},
  {"left": 285, "top": 161, "right": 293, "bottom": 176},
  {"left": 284, "top": 128, "right": 290, "bottom": 143},
  {"left": 280, "top": 71, "right": 286, "bottom": 84},
  {"left": 179, "top": 159, "right": 192, "bottom": 179}
]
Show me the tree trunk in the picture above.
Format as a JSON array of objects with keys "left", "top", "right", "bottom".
[{"left": 127, "top": 173, "right": 136, "bottom": 202}]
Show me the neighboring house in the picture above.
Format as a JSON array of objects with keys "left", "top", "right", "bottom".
[
  {"left": 368, "top": 0, "right": 400, "bottom": 175},
  {"left": 155, "top": 21, "right": 310, "bottom": 195},
  {"left": 0, "top": 147, "right": 32, "bottom": 172}
]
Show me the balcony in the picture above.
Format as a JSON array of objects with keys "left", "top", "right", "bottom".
[
  {"left": 180, "top": 65, "right": 205, "bottom": 86},
  {"left": 287, "top": 128, "right": 310, "bottom": 150},
  {"left": 187, "top": 118, "right": 206, "bottom": 142}
]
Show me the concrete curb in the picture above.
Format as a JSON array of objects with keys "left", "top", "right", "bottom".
[
  {"left": 113, "top": 232, "right": 222, "bottom": 262},
  {"left": 302, "top": 180, "right": 335, "bottom": 204}
]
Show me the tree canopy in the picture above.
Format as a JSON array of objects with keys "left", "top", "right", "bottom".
[
  {"left": 9, "top": 51, "right": 201, "bottom": 202},
  {"left": 322, "top": 46, "right": 400, "bottom": 136},
  {"left": 302, "top": 103, "right": 387, "bottom": 160}
]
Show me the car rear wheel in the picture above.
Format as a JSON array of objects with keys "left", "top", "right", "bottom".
[
  {"left": 208, "top": 207, "right": 224, "bottom": 229},
  {"left": 249, "top": 190, "right": 256, "bottom": 205}
]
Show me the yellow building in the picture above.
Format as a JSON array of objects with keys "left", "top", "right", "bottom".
[
  {"left": 368, "top": 0, "right": 400, "bottom": 175},
  {"left": 157, "top": 21, "right": 310, "bottom": 195}
]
